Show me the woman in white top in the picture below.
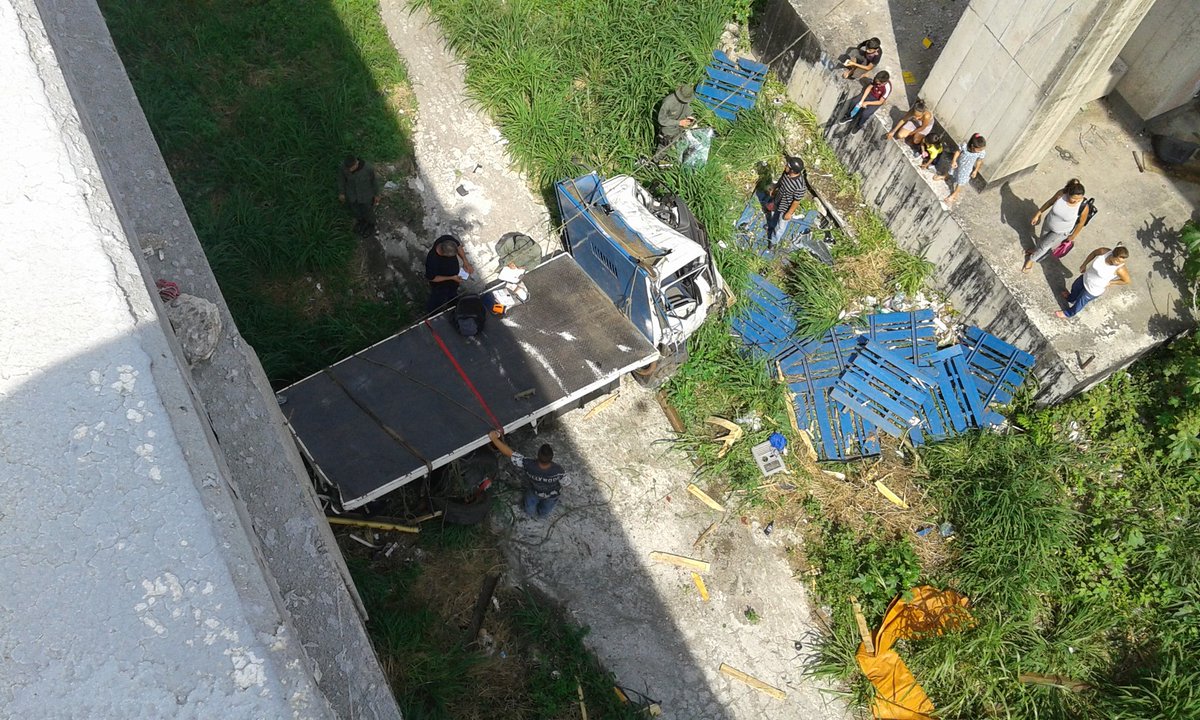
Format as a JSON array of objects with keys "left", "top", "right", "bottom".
[
  {"left": 1055, "top": 246, "right": 1130, "bottom": 319},
  {"left": 1025, "top": 179, "right": 1090, "bottom": 271}
]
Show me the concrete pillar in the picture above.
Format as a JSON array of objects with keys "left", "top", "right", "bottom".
[
  {"left": 922, "top": 0, "right": 1156, "bottom": 181},
  {"left": 1115, "top": 0, "right": 1200, "bottom": 120}
]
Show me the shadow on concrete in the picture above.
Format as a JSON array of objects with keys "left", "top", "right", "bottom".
[{"left": 884, "top": 0, "right": 967, "bottom": 98}]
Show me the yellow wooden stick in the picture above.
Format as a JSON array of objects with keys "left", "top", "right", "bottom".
[
  {"left": 718, "top": 663, "right": 787, "bottom": 699},
  {"left": 691, "top": 572, "right": 709, "bottom": 602},
  {"left": 649, "top": 551, "right": 710, "bottom": 573},
  {"left": 874, "top": 480, "right": 909, "bottom": 509},
  {"left": 327, "top": 516, "right": 419, "bottom": 533},
  {"left": 686, "top": 483, "right": 725, "bottom": 511}
]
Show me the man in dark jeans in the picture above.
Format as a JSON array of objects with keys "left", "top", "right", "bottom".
[
  {"left": 424, "top": 234, "right": 474, "bottom": 313},
  {"left": 766, "top": 155, "right": 809, "bottom": 244},
  {"left": 337, "top": 156, "right": 380, "bottom": 236},
  {"left": 488, "top": 430, "right": 568, "bottom": 519}
]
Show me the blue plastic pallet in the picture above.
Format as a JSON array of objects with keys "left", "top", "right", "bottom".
[
  {"left": 697, "top": 50, "right": 766, "bottom": 121},
  {"left": 776, "top": 310, "right": 938, "bottom": 384},
  {"left": 731, "top": 274, "right": 801, "bottom": 359},
  {"left": 831, "top": 341, "right": 937, "bottom": 444},
  {"left": 917, "top": 346, "right": 1005, "bottom": 443},
  {"left": 960, "top": 327, "right": 1036, "bottom": 405}
]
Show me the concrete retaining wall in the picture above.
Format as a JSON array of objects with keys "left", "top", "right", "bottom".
[
  {"left": 31, "top": 0, "right": 404, "bottom": 717},
  {"left": 754, "top": 0, "right": 1082, "bottom": 402}
]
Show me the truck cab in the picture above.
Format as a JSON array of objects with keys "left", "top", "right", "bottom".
[{"left": 555, "top": 173, "right": 726, "bottom": 358}]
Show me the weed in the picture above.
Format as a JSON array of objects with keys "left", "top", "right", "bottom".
[{"left": 744, "top": 606, "right": 761, "bottom": 624}]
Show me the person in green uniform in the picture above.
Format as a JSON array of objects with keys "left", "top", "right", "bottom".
[
  {"left": 656, "top": 84, "right": 696, "bottom": 149},
  {"left": 337, "top": 156, "right": 380, "bottom": 237}
]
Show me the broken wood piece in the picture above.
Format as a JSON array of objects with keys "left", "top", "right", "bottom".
[
  {"left": 850, "top": 596, "right": 876, "bottom": 655},
  {"left": 582, "top": 392, "right": 619, "bottom": 420},
  {"left": 348, "top": 533, "right": 378, "bottom": 549},
  {"left": 576, "top": 680, "right": 589, "bottom": 720},
  {"left": 656, "top": 390, "right": 687, "bottom": 433},
  {"left": 718, "top": 663, "right": 787, "bottom": 700},
  {"left": 514, "top": 387, "right": 536, "bottom": 400},
  {"left": 686, "top": 483, "right": 725, "bottom": 511},
  {"left": 874, "top": 480, "right": 909, "bottom": 509},
  {"left": 1133, "top": 150, "right": 1145, "bottom": 172},
  {"left": 1019, "top": 673, "right": 1091, "bottom": 693},
  {"left": 821, "top": 469, "right": 846, "bottom": 481},
  {"left": 795, "top": 429, "right": 818, "bottom": 462},
  {"left": 410, "top": 510, "right": 444, "bottom": 524},
  {"left": 693, "top": 521, "right": 719, "bottom": 548},
  {"left": 328, "top": 516, "right": 419, "bottom": 533},
  {"left": 649, "top": 551, "right": 710, "bottom": 573},
  {"left": 704, "top": 416, "right": 743, "bottom": 457},
  {"left": 466, "top": 573, "right": 501, "bottom": 644},
  {"left": 691, "top": 572, "right": 710, "bottom": 602}
]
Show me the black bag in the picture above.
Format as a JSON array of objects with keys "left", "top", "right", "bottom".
[
  {"left": 1078, "top": 198, "right": 1098, "bottom": 227},
  {"left": 453, "top": 294, "right": 487, "bottom": 337}
]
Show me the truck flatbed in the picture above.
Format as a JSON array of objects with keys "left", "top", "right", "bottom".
[{"left": 281, "top": 254, "right": 658, "bottom": 509}]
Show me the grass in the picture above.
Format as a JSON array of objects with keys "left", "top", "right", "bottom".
[{"left": 100, "top": 0, "right": 417, "bottom": 384}]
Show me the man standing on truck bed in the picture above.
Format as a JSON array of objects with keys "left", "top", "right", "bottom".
[
  {"left": 425, "top": 234, "right": 474, "bottom": 313},
  {"left": 488, "top": 430, "right": 568, "bottom": 520}
]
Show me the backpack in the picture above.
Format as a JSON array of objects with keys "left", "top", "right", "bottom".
[
  {"left": 1078, "top": 198, "right": 1098, "bottom": 227},
  {"left": 453, "top": 294, "right": 487, "bottom": 337}
]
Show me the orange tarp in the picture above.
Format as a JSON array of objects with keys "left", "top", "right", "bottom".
[{"left": 854, "top": 586, "right": 972, "bottom": 720}]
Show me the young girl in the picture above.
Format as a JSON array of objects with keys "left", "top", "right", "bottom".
[
  {"left": 1025, "top": 178, "right": 1090, "bottom": 271},
  {"left": 936, "top": 134, "right": 986, "bottom": 204},
  {"left": 843, "top": 37, "right": 882, "bottom": 79},
  {"left": 919, "top": 131, "right": 947, "bottom": 171}
]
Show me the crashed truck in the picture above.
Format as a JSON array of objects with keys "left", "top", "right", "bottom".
[{"left": 281, "top": 173, "right": 726, "bottom": 510}]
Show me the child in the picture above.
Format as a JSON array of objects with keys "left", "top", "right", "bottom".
[
  {"left": 843, "top": 37, "right": 882, "bottom": 79},
  {"left": 919, "top": 130, "right": 946, "bottom": 171},
  {"left": 841, "top": 72, "right": 891, "bottom": 133},
  {"left": 886, "top": 99, "right": 934, "bottom": 145},
  {"left": 936, "top": 133, "right": 986, "bottom": 204}
]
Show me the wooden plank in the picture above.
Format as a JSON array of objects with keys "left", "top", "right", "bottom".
[
  {"left": 850, "top": 597, "right": 876, "bottom": 655},
  {"left": 327, "top": 516, "right": 419, "bottom": 533},
  {"left": 718, "top": 664, "right": 787, "bottom": 700},
  {"left": 691, "top": 572, "right": 710, "bottom": 602},
  {"left": 649, "top": 551, "right": 711, "bottom": 573},
  {"left": 465, "top": 573, "right": 500, "bottom": 644},
  {"left": 874, "top": 480, "right": 909, "bottom": 509},
  {"left": 582, "top": 392, "right": 619, "bottom": 420},
  {"left": 656, "top": 390, "right": 687, "bottom": 434},
  {"left": 686, "top": 483, "right": 725, "bottom": 511},
  {"left": 693, "top": 521, "right": 719, "bottom": 548}
]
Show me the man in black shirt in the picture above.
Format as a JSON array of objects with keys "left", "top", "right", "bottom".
[
  {"left": 766, "top": 156, "right": 808, "bottom": 244},
  {"left": 424, "top": 234, "right": 474, "bottom": 313},
  {"left": 488, "top": 430, "right": 568, "bottom": 519}
]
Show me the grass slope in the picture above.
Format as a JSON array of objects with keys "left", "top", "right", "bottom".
[{"left": 100, "top": 0, "right": 414, "bottom": 383}]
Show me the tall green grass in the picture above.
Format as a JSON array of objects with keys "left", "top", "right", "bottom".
[{"left": 101, "top": 0, "right": 414, "bottom": 384}]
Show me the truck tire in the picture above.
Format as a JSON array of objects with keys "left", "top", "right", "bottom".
[{"left": 632, "top": 345, "right": 689, "bottom": 388}]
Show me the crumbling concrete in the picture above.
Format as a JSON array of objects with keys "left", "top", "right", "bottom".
[{"left": 26, "top": 0, "right": 404, "bottom": 716}]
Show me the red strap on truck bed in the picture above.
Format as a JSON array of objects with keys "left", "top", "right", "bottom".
[{"left": 424, "top": 318, "right": 503, "bottom": 432}]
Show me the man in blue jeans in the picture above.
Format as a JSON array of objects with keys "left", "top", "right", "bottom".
[{"left": 488, "top": 430, "right": 568, "bottom": 519}]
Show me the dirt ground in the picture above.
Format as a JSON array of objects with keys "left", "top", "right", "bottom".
[{"left": 372, "top": 3, "right": 850, "bottom": 717}]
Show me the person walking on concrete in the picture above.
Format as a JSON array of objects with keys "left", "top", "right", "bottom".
[
  {"left": 766, "top": 156, "right": 809, "bottom": 244},
  {"left": 841, "top": 72, "right": 891, "bottom": 133},
  {"left": 842, "top": 37, "right": 882, "bottom": 79},
  {"left": 886, "top": 99, "right": 934, "bottom": 146},
  {"left": 488, "top": 430, "right": 568, "bottom": 520},
  {"left": 1024, "top": 178, "right": 1091, "bottom": 271},
  {"left": 424, "top": 234, "right": 474, "bottom": 313},
  {"left": 656, "top": 84, "right": 696, "bottom": 149},
  {"left": 337, "top": 156, "right": 380, "bottom": 236},
  {"left": 1055, "top": 245, "right": 1130, "bottom": 319},
  {"left": 937, "top": 133, "right": 986, "bottom": 204}
]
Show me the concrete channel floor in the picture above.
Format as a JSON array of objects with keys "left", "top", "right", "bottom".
[{"left": 376, "top": 2, "right": 849, "bottom": 717}]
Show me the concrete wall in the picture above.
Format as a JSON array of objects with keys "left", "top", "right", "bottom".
[
  {"left": 1115, "top": 0, "right": 1200, "bottom": 120},
  {"left": 921, "top": 0, "right": 1156, "bottom": 181},
  {"left": 755, "top": 0, "right": 1086, "bottom": 402},
  {"left": 29, "top": 0, "right": 404, "bottom": 717}
]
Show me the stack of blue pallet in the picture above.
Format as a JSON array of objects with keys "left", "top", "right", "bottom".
[
  {"left": 732, "top": 274, "right": 1036, "bottom": 461},
  {"left": 697, "top": 50, "right": 767, "bottom": 121},
  {"left": 734, "top": 193, "right": 832, "bottom": 265}
]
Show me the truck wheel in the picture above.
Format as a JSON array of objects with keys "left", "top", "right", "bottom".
[{"left": 632, "top": 345, "right": 689, "bottom": 388}]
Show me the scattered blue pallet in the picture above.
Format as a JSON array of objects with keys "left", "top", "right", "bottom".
[
  {"left": 734, "top": 192, "right": 831, "bottom": 264},
  {"left": 831, "top": 340, "right": 936, "bottom": 445},
  {"left": 729, "top": 273, "right": 1035, "bottom": 461},
  {"left": 697, "top": 50, "right": 767, "bottom": 121},
  {"left": 960, "top": 327, "right": 1037, "bottom": 405}
]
